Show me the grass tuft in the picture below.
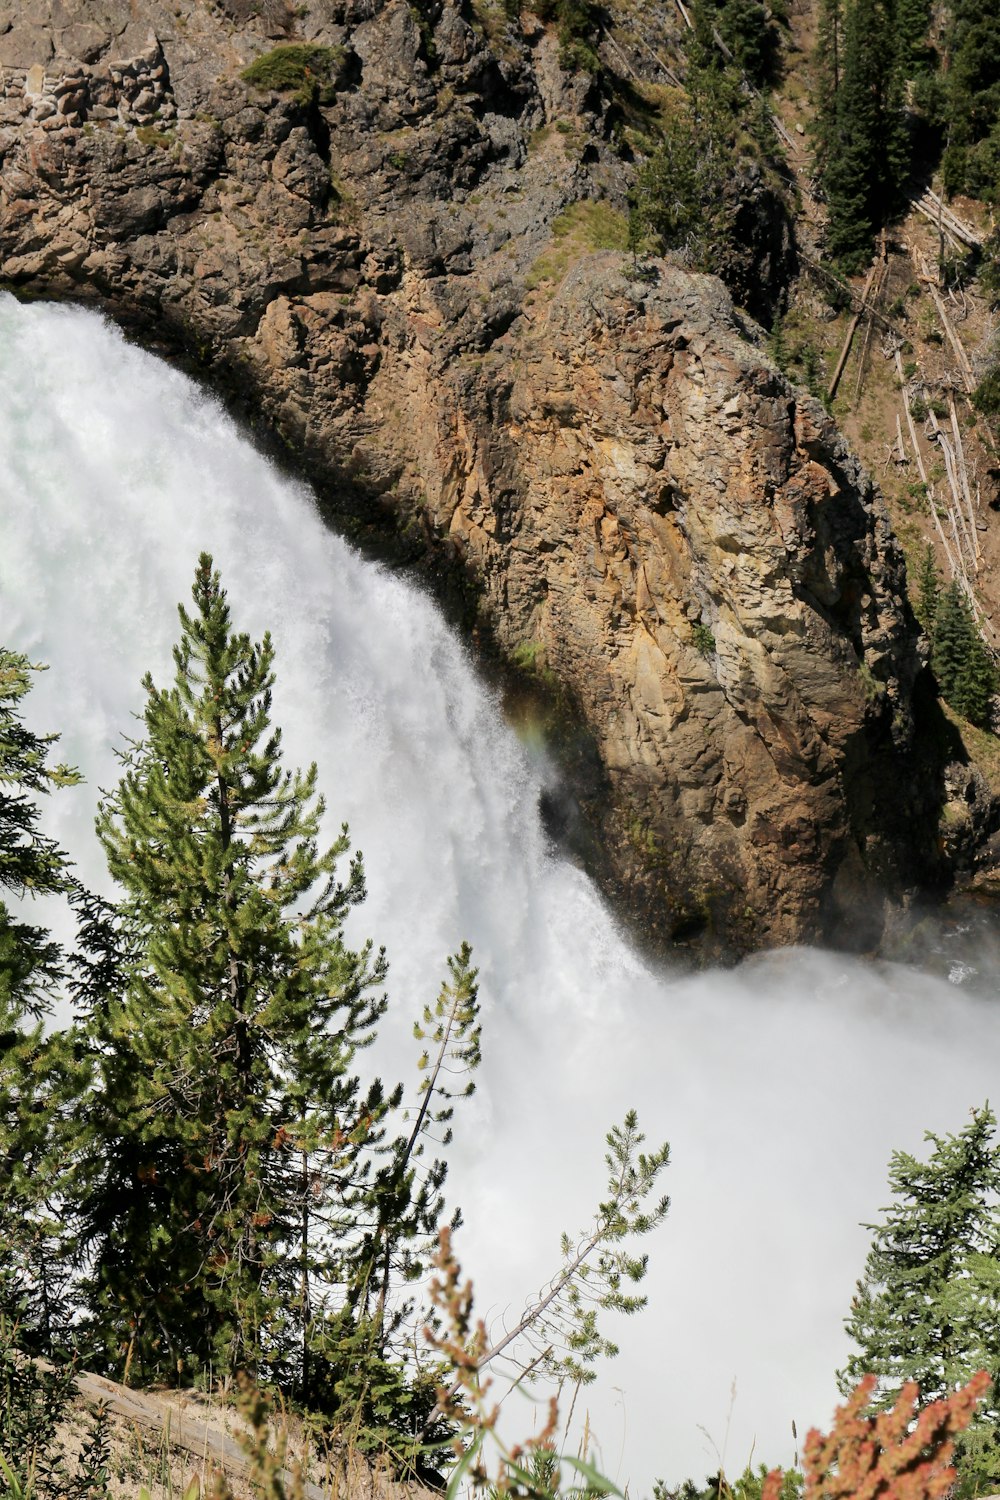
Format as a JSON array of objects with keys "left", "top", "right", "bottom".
[
  {"left": 241, "top": 44, "right": 345, "bottom": 106},
  {"left": 525, "top": 200, "right": 629, "bottom": 291}
]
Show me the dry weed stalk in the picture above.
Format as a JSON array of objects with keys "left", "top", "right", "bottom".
[
  {"left": 424, "top": 1228, "right": 607, "bottom": 1500},
  {"left": 761, "top": 1372, "right": 991, "bottom": 1500},
  {"left": 150, "top": 1379, "right": 308, "bottom": 1500}
]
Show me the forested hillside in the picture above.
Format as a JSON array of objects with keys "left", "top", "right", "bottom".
[{"left": 618, "top": 0, "right": 1000, "bottom": 875}]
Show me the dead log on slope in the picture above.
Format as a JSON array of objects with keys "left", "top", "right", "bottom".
[{"left": 827, "top": 253, "right": 884, "bottom": 403}]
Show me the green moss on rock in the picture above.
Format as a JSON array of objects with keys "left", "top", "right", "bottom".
[{"left": 241, "top": 44, "right": 345, "bottom": 106}]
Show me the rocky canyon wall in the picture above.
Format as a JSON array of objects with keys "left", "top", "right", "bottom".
[{"left": 0, "top": 0, "right": 949, "bottom": 953}]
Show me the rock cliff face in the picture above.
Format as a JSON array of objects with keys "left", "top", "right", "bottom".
[{"left": 0, "top": 0, "right": 946, "bottom": 953}]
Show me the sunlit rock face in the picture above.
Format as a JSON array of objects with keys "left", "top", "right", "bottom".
[
  {"left": 0, "top": 0, "right": 944, "bottom": 951},
  {"left": 419, "top": 259, "right": 940, "bottom": 952}
]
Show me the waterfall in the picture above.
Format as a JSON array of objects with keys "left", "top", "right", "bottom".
[{"left": 2, "top": 291, "right": 998, "bottom": 1489}]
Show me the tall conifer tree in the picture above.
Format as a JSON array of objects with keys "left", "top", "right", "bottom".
[
  {"left": 80, "top": 556, "right": 393, "bottom": 1384},
  {"left": 839, "top": 1107, "right": 1000, "bottom": 1490},
  {"left": 941, "top": 0, "right": 1000, "bottom": 199},
  {"left": 932, "top": 580, "right": 996, "bottom": 727},
  {"left": 914, "top": 543, "right": 940, "bottom": 634},
  {"left": 817, "top": 0, "right": 909, "bottom": 268},
  {"left": 358, "top": 943, "right": 481, "bottom": 1339},
  {"left": 813, "top": 0, "right": 844, "bottom": 164},
  {"left": 0, "top": 651, "right": 82, "bottom": 1351}
]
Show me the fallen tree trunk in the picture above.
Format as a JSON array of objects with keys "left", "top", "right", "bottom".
[
  {"left": 895, "top": 350, "right": 963, "bottom": 583},
  {"left": 909, "top": 245, "right": 976, "bottom": 392},
  {"left": 74, "top": 1371, "right": 322, "bottom": 1498},
  {"left": 827, "top": 256, "right": 883, "bottom": 403},
  {"left": 915, "top": 190, "right": 983, "bottom": 249}
]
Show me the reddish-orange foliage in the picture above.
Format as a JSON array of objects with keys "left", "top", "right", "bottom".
[{"left": 761, "top": 1372, "right": 991, "bottom": 1500}]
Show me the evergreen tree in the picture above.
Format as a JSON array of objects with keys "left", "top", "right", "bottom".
[
  {"left": 816, "top": 0, "right": 909, "bottom": 269},
  {"left": 630, "top": 0, "right": 792, "bottom": 321},
  {"left": 430, "top": 1110, "right": 671, "bottom": 1392},
  {"left": 633, "top": 108, "right": 712, "bottom": 265},
  {"left": 933, "top": 579, "right": 970, "bottom": 697},
  {"left": 940, "top": 0, "right": 1000, "bottom": 201},
  {"left": 914, "top": 543, "right": 940, "bottom": 633},
  {"left": 0, "top": 650, "right": 82, "bottom": 1352},
  {"left": 839, "top": 1107, "right": 1000, "bottom": 1492},
  {"left": 0, "top": 651, "right": 79, "bottom": 1019},
  {"left": 953, "top": 643, "right": 997, "bottom": 731},
  {"left": 633, "top": 24, "right": 747, "bottom": 280},
  {"left": 716, "top": 0, "right": 781, "bottom": 89},
  {"left": 981, "top": 232, "right": 1000, "bottom": 310},
  {"left": 894, "top": 0, "right": 932, "bottom": 75},
  {"left": 78, "top": 555, "right": 394, "bottom": 1385},
  {"left": 812, "top": 0, "right": 844, "bottom": 165},
  {"left": 295, "top": 945, "right": 480, "bottom": 1460},
  {"left": 363, "top": 943, "right": 481, "bottom": 1335},
  {"left": 931, "top": 580, "right": 996, "bottom": 727}
]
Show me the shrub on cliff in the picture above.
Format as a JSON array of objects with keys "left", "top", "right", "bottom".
[
  {"left": 973, "top": 363, "right": 1000, "bottom": 420},
  {"left": 532, "top": 0, "right": 601, "bottom": 73},
  {"left": 241, "top": 44, "right": 345, "bottom": 106},
  {"left": 630, "top": 0, "right": 793, "bottom": 322}
]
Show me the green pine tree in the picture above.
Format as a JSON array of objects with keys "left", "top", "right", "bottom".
[
  {"left": 839, "top": 1106, "right": 1000, "bottom": 1493},
  {"left": 364, "top": 942, "right": 481, "bottom": 1335},
  {"left": 429, "top": 1109, "right": 671, "bottom": 1394},
  {"left": 932, "top": 578, "right": 971, "bottom": 698},
  {"left": 632, "top": 21, "right": 750, "bottom": 283},
  {"left": 894, "top": 0, "right": 932, "bottom": 75},
  {"left": 0, "top": 650, "right": 82, "bottom": 1352},
  {"left": 932, "top": 580, "right": 996, "bottom": 727},
  {"left": 78, "top": 555, "right": 393, "bottom": 1385},
  {"left": 813, "top": 0, "right": 844, "bottom": 165},
  {"left": 940, "top": 0, "right": 1000, "bottom": 201},
  {"left": 0, "top": 651, "right": 80, "bottom": 1019},
  {"left": 953, "top": 637, "right": 997, "bottom": 728},
  {"left": 716, "top": 0, "right": 781, "bottom": 88},
  {"left": 914, "top": 543, "right": 940, "bottom": 633},
  {"left": 818, "top": 0, "right": 909, "bottom": 270},
  {"left": 291, "top": 946, "right": 479, "bottom": 1465}
]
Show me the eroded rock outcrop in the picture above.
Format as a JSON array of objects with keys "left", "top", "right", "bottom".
[
  {"left": 394, "top": 259, "right": 943, "bottom": 949},
  {"left": 0, "top": 0, "right": 943, "bottom": 953}
]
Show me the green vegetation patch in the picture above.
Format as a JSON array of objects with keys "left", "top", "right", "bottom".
[
  {"left": 134, "top": 124, "right": 176, "bottom": 149},
  {"left": 691, "top": 621, "right": 716, "bottom": 656},
  {"left": 240, "top": 43, "right": 345, "bottom": 106},
  {"left": 526, "top": 200, "right": 629, "bottom": 290},
  {"left": 918, "top": 558, "right": 998, "bottom": 730},
  {"left": 973, "top": 364, "right": 1000, "bottom": 419},
  {"left": 534, "top": 0, "right": 601, "bottom": 72}
]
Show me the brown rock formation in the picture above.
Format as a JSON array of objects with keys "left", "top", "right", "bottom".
[{"left": 0, "top": 0, "right": 945, "bottom": 953}]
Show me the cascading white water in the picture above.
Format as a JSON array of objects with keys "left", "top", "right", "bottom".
[{"left": 3, "top": 291, "right": 999, "bottom": 1491}]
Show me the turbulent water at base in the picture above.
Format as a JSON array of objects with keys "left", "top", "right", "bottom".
[{"left": 3, "top": 292, "right": 1000, "bottom": 1490}]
